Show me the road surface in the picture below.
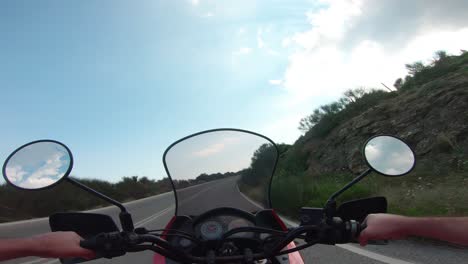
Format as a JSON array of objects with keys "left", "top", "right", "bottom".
[{"left": 1, "top": 177, "right": 467, "bottom": 264}]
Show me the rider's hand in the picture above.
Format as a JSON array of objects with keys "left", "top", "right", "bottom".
[
  {"left": 359, "top": 214, "right": 410, "bottom": 246},
  {"left": 32, "top": 231, "right": 96, "bottom": 259}
]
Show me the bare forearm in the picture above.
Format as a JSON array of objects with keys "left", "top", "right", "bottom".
[
  {"left": 0, "top": 237, "right": 41, "bottom": 261},
  {"left": 405, "top": 217, "right": 468, "bottom": 246}
]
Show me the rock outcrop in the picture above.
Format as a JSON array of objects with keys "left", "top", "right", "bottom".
[{"left": 299, "top": 63, "right": 468, "bottom": 175}]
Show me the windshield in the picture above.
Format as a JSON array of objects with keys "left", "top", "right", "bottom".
[{"left": 163, "top": 129, "right": 278, "bottom": 216}]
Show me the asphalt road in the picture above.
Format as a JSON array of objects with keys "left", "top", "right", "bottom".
[{"left": 1, "top": 178, "right": 467, "bottom": 264}]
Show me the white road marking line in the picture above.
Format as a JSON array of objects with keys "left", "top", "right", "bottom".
[
  {"left": 237, "top": 184, "right": 416, "bottom": 264},
  {"left": 178, "top": 186, "right": 216, "bottom": 207},
  {"left": 40, "top": 260, "right": 59, "bottom": 264},
  {"left": 336, "top": 244, "right": 416, "bottom": 264},
  {"left": 135, "top": 206, "right": 174, "bottom": 227},
  {"left": 236, "top": 184, "right": 264, "bottom": 209}
]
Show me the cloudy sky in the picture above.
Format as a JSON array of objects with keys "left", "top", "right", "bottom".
[{"left": 1, "top": 0, "right": 467, "bottom": 182}]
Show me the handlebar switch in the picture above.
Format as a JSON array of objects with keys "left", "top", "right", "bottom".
[
  {"left": 134, "top": 227, "right": 148, "bottom": 234},
  {"left": 299, "top": 207, "right": 324, "bottom": 226}
]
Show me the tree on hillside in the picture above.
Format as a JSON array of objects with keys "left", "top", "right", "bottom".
[
  {"left": 393, "top": 78, "right": 403, "bottom": 90},
  {"left": 343, "top": 87, "right": 366, "bottom": 103},
  {"left": 434, "top": 50, "right": 447, "bottom": 60},
  {"left": 241, "top": 143, "right": 276, "bottom": 186},
  {"left": 299, "top": 109, "right": 323, "bottom": 132},
  {"left": 405, "top": 61, "right": 426, "bottom": 76},
  {"left": 298, "top": 87, "right": 368, "bottom": 133}
]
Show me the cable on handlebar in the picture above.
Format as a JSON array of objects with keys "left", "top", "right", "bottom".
[
  {"left": 147, "top": 232, "right": 199, "bottom": 242},
  {"left": 268, "top": 225, "right": 318, "bottom": 255},
  {"left": 275, "top": 240, "right": 318, "bottom": 256},
  {"left": 138, "top": 234, "right": 194, "bottom": 263},
  {"left": 146, "top": 228, "right": 197, "bottom": 238},
  {"left": 222, "top": 226, "right": 288, "bottom": 239}
]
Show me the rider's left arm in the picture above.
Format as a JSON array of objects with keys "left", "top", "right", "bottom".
[{"left": 0, "top": 231, "right": 95, "bottom": 261}]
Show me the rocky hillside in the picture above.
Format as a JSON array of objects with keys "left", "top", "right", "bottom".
[{"left": 297, "top": 53, "right": 468, "bottom": 177}]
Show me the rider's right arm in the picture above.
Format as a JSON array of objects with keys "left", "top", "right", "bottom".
[
  {"left": 359, "top": 213, "right": 468, "bottom": 247},
  {"left": 409, "top": 216, "right": 468, "bottom": 246}
]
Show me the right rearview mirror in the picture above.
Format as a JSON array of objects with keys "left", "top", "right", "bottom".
[{"left": 363, "top": 135, "right": 415, "bottom": 177}]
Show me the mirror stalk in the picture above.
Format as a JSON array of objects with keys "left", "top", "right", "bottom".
[
  {"left": 67, "top": 178, "right": 135, "bottom": 231},
  {"left": 324, "top": 169, "right": 372, "bottom": 219},
  {"left": 119, "top": 211, "right": 135, "bottom": 232},
  {"left": 67, "top": 178, "right": 127, "bottom": 212}
]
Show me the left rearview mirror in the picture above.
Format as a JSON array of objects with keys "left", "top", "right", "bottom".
[{"left": 2, "top": 140, "right": 73, "bottom": 190}]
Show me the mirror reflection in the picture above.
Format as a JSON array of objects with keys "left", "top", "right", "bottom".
[
  {"left": 364, "top": 136, "right": 415, "bottom": 176},
  {"left": 3, "top": 141, "right": 72, "bottom": 189}
]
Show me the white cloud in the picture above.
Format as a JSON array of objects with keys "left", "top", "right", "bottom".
[
  {"left": 190, "top": 0, "right": 199, "bottom": 6},
  {"left": 232, "top": 47, "right": 252, "bottom": 56},
  {"left": 23, "top": 152, "right": 67, "bottom": 188},
  {"left": 293, "top": 0, "right": 363, "bottom": 50},
  {"left": 5, "top": 151, "right": 68, "bottom": 189},
  {"left": 278, "top": 0, "right": 468, "bottom": 105},
  {"left": 269, "top": 79, "right": 283, "bottom": 85},
  {"left": 282, "top": 37, "right": 292, "bottom": 47},
  {"left": 365, "top": 144, "right": 381, "bottom": 162},
  {"left": 201, "top": 12, "right": 214, "bottom": 18},
  {"left": 5, "top": 165, "right": 27, "bottom": 183},
  {"left": 193, "top": 143, "right": 225, "bottom": 157}
]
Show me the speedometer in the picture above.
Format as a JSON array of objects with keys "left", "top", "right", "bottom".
[{"left": 200, "top": 220, "right": 224, "bottom": 240}]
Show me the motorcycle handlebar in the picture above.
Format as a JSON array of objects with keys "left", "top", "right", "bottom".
[{"left": 79, "top": 219, "right": 364, "bottom": 262}]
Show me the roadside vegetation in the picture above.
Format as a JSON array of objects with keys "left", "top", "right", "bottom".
[
  {"left": 0, "top": 172, "right": 233, "bottom": 223},
  {"left": 243, "top": 50, "right": 468, "bottom": 219}
]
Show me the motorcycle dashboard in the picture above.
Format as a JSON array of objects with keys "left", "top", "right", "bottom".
[{"left": 194, "top": 215, "right": 255, "bottom": 240}]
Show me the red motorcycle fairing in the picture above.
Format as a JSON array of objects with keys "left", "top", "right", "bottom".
[
  {"left": 153, "top": 211, "right": 304, "bottom": 264},
  {"left": 153, "top": 215, "right": 177, "bottom": 264},
  {"left": 270, "top": 209, "right": 304, "bottom": 264}
]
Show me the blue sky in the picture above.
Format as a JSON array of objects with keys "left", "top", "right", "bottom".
[{"left": 2, "top": 0, "right": 468, "bottom": 182}]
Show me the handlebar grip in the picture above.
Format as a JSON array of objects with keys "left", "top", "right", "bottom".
[{"left": 80, "top": 238, "right": 97, "bottom": 250}]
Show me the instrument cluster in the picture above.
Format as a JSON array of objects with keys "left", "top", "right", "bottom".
[{"left": 195, "top": 215, "right": 254, "bottom": 240}]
